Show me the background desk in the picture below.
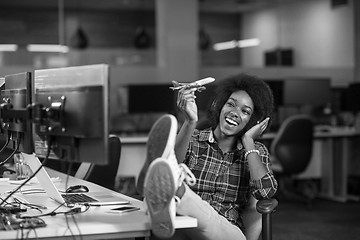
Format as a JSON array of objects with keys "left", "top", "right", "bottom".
[
  {"left": 262, "top": 127, "right": 360, "bottom": 202},
  {"left": 117, "top": 127, "right": 360, "bottom": 203},
  {"left": 0, "top": 167, "right": 197, "bottom": 240},
  {"left": 314, "top": 127, "right": 360, "bottom": 202}
]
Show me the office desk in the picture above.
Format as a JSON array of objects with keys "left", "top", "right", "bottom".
[
  {"left": 262, "top": 127, "right": 360, "bottom": 202},
  {"left": 119, "top": 127, "right": 360, "bottom": 203},
  {"left": 314, "top": 127, "right": 360, "bottom": 202},
  {"left": 0, "top": 167, "right": 197, "bottom": 239}
]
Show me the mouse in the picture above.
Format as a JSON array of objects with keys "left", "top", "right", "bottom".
[
  {"left": 315, "top": 125, "right": 332, "bottom": 133},
  {"left": 66, "top": 185, "right": 89, "bottom": 193}
]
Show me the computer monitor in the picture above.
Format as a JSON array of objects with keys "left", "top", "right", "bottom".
[
  {"left": 264, "top": 80, "right": 284, "bottom": 108},
  {"left": 0, "top": 72, "right": 33, "bottom": 154},
  {"left": 128, "top": 84, "right": 176, "bottom": 114},
  {"left": 345, "top": 82, "right": 360, "bottom": 112},
  {"left": 32, "top": 64, "right": 110, "bottom": 165},
  {"left": 283, "top": 78, "right": 331, "bottom": 107}
]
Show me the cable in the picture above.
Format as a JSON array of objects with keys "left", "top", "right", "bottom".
[
  {"left": 71, "top": 214, "right": 83, "bottom": 240},
  {"left": 64, "top": 160, "right": 83, "bottom": 240},
  {"left": 0, "top": 133, "right": 10, "bottom": 153},
  {"left": 0, "top": 133, "right": 20, "bottom": 167},
  {"left": 0, "top": 137, "right": 53, "bottom": 206},
  {"left": 65, "top": 161, "right": 73, "bottom": 195},
  {"left": 25, "top": 227, "right": 38, "bottom": 240},
  {"left": 12, "top": 197, "right": 44, "bottom": 213},
  {"left": 64, "top": 214, "right": 76, "bottom": 240},
  {"left": 3, "top": 136, "right": 86, "bottom": 240},
  {"left": 20, "top": 202, "right": 67, "bottom": 219},
  {"left": 0, "top": 197, "right": 11, "bottom": 206}
]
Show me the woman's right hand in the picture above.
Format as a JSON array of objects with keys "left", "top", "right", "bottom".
[{"left": 177, "top": 88, "right": 198, "bottom": 123}]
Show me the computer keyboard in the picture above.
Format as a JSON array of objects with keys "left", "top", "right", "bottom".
[{"left": 61, "top": 193, "right": 97, "bottom": 204}]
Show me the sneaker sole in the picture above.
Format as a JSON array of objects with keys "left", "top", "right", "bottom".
[
  {"left": 137, "top": 114, "right": 178, "bottom": 196},
  {"left": 144, "top": 159, "right": 176, "bottom": 239}
]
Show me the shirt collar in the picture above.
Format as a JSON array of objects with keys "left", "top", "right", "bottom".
[
  {"left": 199, "top": 128, "right": 214, "bottom": 142},
  {"left": 199, "top": 128, "right": 244, "bottom": 150}
]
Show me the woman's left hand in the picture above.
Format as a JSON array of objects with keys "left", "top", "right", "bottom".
[{"left": 243, "top": 117, "right": 270, "bottom": 140}]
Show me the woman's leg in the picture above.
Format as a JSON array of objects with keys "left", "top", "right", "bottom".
[{"left": 175, "top": 184, "right": 246, "bottom": 240}]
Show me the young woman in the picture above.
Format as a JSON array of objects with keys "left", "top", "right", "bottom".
[{"left": 142, "top": 73, "right": 278, "bottom": 240}]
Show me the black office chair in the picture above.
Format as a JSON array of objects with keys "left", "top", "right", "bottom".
[
  {"left": 270, "top": 114, "right": 316, "bottom": 204},
  {"left": 242, "top": 197, "right": 278, "bottom": 240},
  {"left": 75, "top": 135, "right": 121, "bottom": 190}
]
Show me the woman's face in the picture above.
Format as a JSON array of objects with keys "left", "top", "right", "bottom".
[{"left": 218, "top": 90, "right": 254, "bottom": 136}]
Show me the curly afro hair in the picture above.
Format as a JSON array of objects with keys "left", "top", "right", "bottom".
[{"left": 208, "top": 73, "right": 274, "bottom": 138}]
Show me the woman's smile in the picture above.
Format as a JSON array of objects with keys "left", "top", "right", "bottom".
[{"left": 217, "top": 90, "right": 254, "bottom": 136}]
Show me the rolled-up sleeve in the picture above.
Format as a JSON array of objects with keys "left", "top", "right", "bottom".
[{"left": 249, "top": 142, "right": 278, "bottom": 199}]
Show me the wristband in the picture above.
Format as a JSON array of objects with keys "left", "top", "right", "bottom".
[{"left": 244, "top": 149, "right": 260, "bottom": 159}]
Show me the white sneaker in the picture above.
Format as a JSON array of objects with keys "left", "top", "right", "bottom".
[
  {"left": 144, "top": 156, "right": 196, "bottom": 239},
  {"left": 137, "top": 114, "right": 178, "bottom": 196}
]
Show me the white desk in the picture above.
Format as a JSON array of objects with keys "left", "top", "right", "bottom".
[
  {"left": 0, "top": 167, "right": 197, "bottom": 239},
  {"left": 119, "top": 127, "right": 360, "bottom": 203},
  {"left": 314, "top": 127, "right": 360, "bottom": 202}
]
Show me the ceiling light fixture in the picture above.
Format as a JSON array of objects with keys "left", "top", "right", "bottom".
[
  {"left": 26, "top": 44, "right": 69, "bottom": 53},
  {"left": 213, "top": 38, "right": 260, "bottom": 51},
  {"left": 0, "top": 44, "right": 18, "bottom": 52}
]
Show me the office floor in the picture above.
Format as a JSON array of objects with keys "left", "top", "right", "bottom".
[{"left": 272, "top": 198, "right": 360, "bottom": 240}]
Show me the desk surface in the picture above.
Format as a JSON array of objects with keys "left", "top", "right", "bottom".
[{"left": 0, "top": 167, "right": 197, "bottom": 240}]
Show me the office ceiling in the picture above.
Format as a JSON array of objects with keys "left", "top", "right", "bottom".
[{"left": 0, "top": 0, "right": 292, "bottom": 12}]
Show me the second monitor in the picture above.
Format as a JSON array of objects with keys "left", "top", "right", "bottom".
[{"left": 32, "top": 64, "right": 110, "bottom": 165}]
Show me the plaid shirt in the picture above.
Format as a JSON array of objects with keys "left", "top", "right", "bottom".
[{"left": 183, "top": 128, "right": 278, "bottom": 230}]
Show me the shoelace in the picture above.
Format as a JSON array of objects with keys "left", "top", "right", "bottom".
[
  {"left": 167, "top": 150, "right": 196, "bottom": 187},
  {"left": 174, "top": 164, "right": 196, "bottom": 206},
  {"left": 178, "top": 163, "right": 196, "bottom": 186}
]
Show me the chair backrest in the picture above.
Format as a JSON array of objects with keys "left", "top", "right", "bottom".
[
  {"left": 270, "top": 114, "right": 314, "bottom": 174},
  {"left": 75, "top": 135, "right": 121, "bottom": 190}
]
